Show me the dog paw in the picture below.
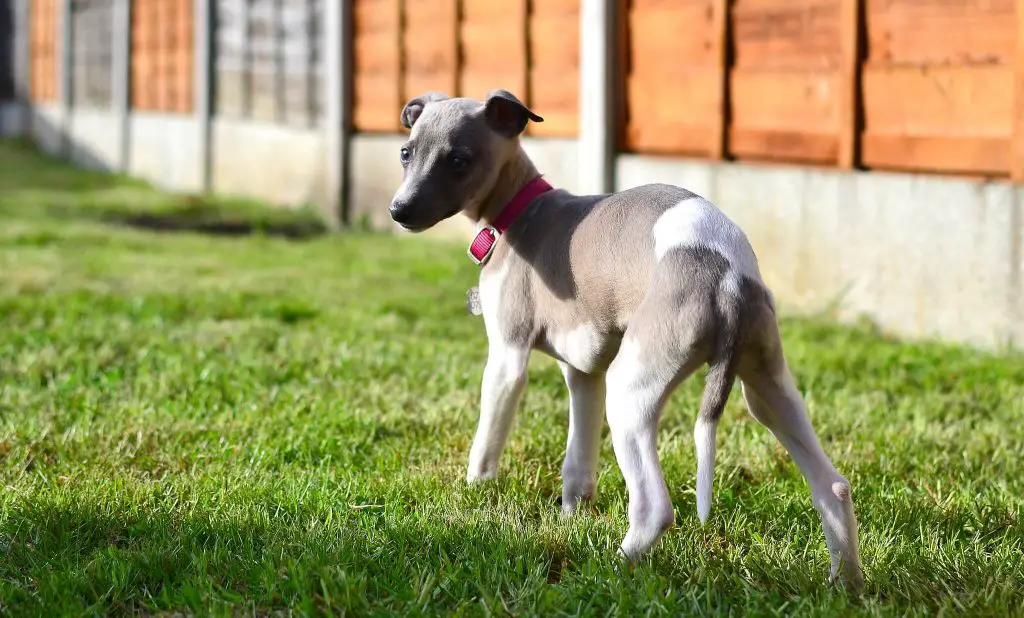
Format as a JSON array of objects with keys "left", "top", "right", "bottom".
[
  {"left": 465, "top": 469, "right": 497, "bottom": 484},
  {"left": 559, "top": 492, "right": 595, "bottom": 517},
  {"left": 612, "top": 546, "right": 640, "bottom": 576},
  {"left": 828, "top": 566, "right": 865, "bottom": 593}
]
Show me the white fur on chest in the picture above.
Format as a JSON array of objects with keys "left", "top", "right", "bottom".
[
  {"left": 479, "top": 258, "right": 511, "bottom": 346},
  {"left": 653, "top": 197, "right": 762, "bottom": 281},
  {"left": 541, "top": 323, "right": 619, "bottom": 374}
]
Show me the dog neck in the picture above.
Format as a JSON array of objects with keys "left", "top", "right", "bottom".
[{"left": 471, "top": 146, "right": 540, "bottom": 228}]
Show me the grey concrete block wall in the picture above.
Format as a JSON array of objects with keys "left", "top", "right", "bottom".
[
  {"left": 617, "top": 155, "right": 1024, "bottom": 350},
  {"left": 349, "top": 134, "right": 405, "bottom": 231},
  {"left": 127, "top": 113, "right": 204, "bottom": 193},
  {"left": 523, "top": 137, "right": 581, "bottom": 194},
  {"left": 28, "top": 104, "right": 66, "bottom": 156},
  {"left": 67, "top": 107, "right": 122, "bottom": 171},
  {"left": 211, "top": 118, "right": 327, "bottom": 206}
]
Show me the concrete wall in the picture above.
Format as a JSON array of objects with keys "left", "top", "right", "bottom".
[
  {"left": 27, "top": 103, "right": 65, "bottom": 156},
  {"left": 211, "top": 118, "right": 327, "bottom": 206},
  {"left": 5, "top": 102, "right": 331, "bottom": 207},
  {"left": 10, "top": 106, "right": 330, "bottom": 204},
  {"left": 67, "top": 107, "right": 122, "bottom": 171},
  {"left": 617, "top": 155, "right": 1024, "bottom": 350},
  {"left": 127, "top": 113, "right": 204, "bottom": 193}
]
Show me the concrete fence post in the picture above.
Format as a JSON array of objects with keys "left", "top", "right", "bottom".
[
  {"left": 112, "top": 0, "right": 131, "bottom": 171},
  {"left": 12, "top": 0, "right": 30, "bottom": 135},
  {"left": 325, "top": 0, "right": 351, "bottom": 228},
  {"left": 578, "top": 0, "right": 617, "bottom": 195},
  {"left": 194, "top": 0, "right": 213, "bottom": 192},
  {"left": 59, "top": 0, "right": 73, "bottom": 156},
  {"left": 239, "top": 0, "right": 251, "bottom": 117}
]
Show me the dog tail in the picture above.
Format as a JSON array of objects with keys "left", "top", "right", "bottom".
[{"left": 694, "top": 282, "right": 743, "bottom": 524}]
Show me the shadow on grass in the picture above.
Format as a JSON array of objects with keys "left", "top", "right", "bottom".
[
  {"left": 2, "top": 483, "right": 1022, "bottom": 616},
  {"left": 100, "top": 209, "right": 328, "bottom": 241},
  {"left": 41, "top": 195, "right": 330, "bottom": 241},
  {"left": 2, "top": 138, "right": 332, "bottom": 241},
  {"left": 0, "top": 497, "right": 574, "bottom": 616}
]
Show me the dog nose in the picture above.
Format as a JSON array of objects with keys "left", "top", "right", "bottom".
[{"left": 389, "top": 200, "right": 412, "bottom": 224}]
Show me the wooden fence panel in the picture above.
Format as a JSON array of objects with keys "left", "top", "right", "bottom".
[
  {"left": 29, "top": 0, "right": 59, "bottom": 102},
  {"left": 1014, "top": 0, "right": 1024, "bottom": 181},
  {"left": 402, "top": 0, "right": 458, "bottom": 102},
  {"left": 861, "top": 0, "right": 1016, "bottom": 176},
  {"left": 131, "top": 0, "right": 193, "bottom": 113},
  {"left": 459, "top": 0, "right": 527, "bottom": 100},
  {"left": 352, "top": 0, "right": 579, "bottom": 136},
  {"left": 729, "top": 0, "right": 844, "bottom": 164},
  {"left": 528, "top": 0, "right": 579, "bottom": 137},
  {"left": 623, "top": 0, "right": 723, "bottom": 155},
  {"left": 353, "top": 0, "right": 401, "bottom": 132}
]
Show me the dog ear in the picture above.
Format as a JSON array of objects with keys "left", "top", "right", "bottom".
[
  {"left": 483, "top": 89, "right": 544, "bottom": 138},
  {"left": 400, "top": 91, "right": 450, "bottom": 130}
]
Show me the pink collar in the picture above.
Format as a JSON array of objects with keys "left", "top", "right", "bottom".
[{"left": 467, "top": 175, "right": 553, "bottom": 265}]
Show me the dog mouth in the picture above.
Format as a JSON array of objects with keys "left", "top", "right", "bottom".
[
  {"left": 392, "top": 205, "right": 462, "bottom": 233},
  {"left": 397, "top": 221, "right": 431, "bottom": 232}
]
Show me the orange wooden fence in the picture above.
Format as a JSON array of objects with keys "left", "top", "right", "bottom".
[
  {"left": 29, "top": 0, "right": 60, "bottom": 102},
  {"left": 624, "top": 0, "right": 1024, "bottom": 180},
  {"left": 528, "top": 0, "right": 580, "bottom": 137},
  {"left": 28, "top": 0, "right": 194, "bottom": 112},
  {"left": 352, "top": 0, "right": 580, "bottom": 137},
  {"left": 860, "top": 0, "right": 1018, "bottom": 178},
  {"left": 131, "top": 0, "right": 194, "bottom": 113},
  {"left": 352, "top": 0, "right": 400, "bottom": 132}
]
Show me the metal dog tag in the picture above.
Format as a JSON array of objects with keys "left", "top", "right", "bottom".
[{"left": 466, "top": 286, "right": 483, "bottom": 316}]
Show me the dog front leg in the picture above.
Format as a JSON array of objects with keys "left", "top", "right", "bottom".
[{"left": 466, "top": 345, "right": 530, "bottom": 483}]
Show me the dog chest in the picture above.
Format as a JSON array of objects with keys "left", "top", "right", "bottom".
[{"left": 536, "top": 323, "right": 621, "bottom": 374}]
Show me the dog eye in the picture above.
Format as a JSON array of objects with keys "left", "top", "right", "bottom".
[
  {"left": 399, "top": 147, "right": 411, "bottom": 164},
  {"left": 449, "top": 154, "right": 470, "bottom": 172}
]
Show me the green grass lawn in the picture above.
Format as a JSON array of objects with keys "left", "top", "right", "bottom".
[{"left": 1, "top": 140, "right": 1023, "bottom": 617}]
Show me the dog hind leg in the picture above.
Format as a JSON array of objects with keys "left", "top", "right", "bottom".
[
  {"left": 738, "top": 326, "right": 864, "bottom": 588},
  {"left": 606, "top": 334, "right": 705, "bottom": 561}
]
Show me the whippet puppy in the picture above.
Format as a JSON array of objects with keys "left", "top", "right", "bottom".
[{"left": 388, "top": 89, "right": 864, "bottom": 587}]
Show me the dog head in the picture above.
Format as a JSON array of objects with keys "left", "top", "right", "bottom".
[{"left": 388, "top": 89, "right": 543, "bottom": 232}]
